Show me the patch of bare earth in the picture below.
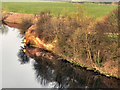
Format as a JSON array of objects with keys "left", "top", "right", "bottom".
[{"left": 4, "top": 13, "right": 35, "bottom": 24}]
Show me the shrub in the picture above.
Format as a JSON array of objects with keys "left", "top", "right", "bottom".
[
  {"left": 89, "top": 8, "right": 119, "bottom": 64},
  {"left": 54, "top": 17, "right": 76, "bottom": 57},
  {"left": 54, "top": 7, "right": 95, "bottom": 60},
  {"left": 36, "top": 11, "right": 56, "bottom": 43},
  {"left": 34, "top": 6, "right": 118, "bottom": 67},
  {"left": 54, "top": 7, "right": 119, "bottom": 66},
  {"left": 19, "top": 18, "right": 33, "bottom": 36}
]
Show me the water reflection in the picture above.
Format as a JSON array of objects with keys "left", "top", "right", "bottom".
[
  {"left": 0, "top": 24, "right": 8, "bottom": 34},
  {"left": 2, "top": 26, "right": 51, "bottom": 88},
  {"left": 17, "top": 46, "right": 30, "bottom": 64},
  {"left": 18, "top": 46, "right": 120, "bottom": 88}
]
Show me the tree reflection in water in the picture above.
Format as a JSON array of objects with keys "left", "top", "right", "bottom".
[
  {"left": 0, "top": 25, "right": 8, "bottom": 34},
  {"left": 18, "top": 46, "right": 120, "bottom": 88},
  {"left": 18, "top": 46, "right": 30, "bottom": 64}
]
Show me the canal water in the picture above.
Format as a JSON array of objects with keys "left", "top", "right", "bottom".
[
  {"left": 1, "top": 25, "right": 120, "bottom": 88},
  {"left": 1, "top": 26, "right": 53, "bottom": 88}
]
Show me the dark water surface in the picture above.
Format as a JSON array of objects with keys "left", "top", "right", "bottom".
[{"left": 1, "top": 26, "right": 120, "bottom": 88}]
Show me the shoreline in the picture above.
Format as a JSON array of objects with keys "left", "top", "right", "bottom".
[{"left": 2, "top": 12, "right": 119, "bottom": 79}]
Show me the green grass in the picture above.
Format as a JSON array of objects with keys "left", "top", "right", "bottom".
[
  {"left": 83, "top": 3, "right": 118, "bottom": 18},
  {"left": 2, "top": 2, "right": 118, "bottom": 19}
]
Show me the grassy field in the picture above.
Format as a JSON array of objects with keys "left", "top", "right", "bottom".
[{"left": 2, "top": 2, "right": 118, "bottom": 19}]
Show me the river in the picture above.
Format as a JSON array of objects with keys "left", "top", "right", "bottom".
[
  {"left": 1, "top": 26, "right": 53, "bottom": 88},
  {"left": 1, "top": 25, "right": 120, "bottom": 88}
]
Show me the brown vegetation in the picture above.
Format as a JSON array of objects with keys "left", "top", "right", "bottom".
[
  {"left": 19, "top": 18, "right": 33, "bottom": 36},
  {"left": 33, "top": 8, "right": 119, "bottom": 78},
  {"left": 2, "top": 6, "right": 119, "bottom": 78}
]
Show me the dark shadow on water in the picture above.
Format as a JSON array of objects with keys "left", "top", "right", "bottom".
[{"left": 18, "top": 46, "right": 120, "bottom": 88}]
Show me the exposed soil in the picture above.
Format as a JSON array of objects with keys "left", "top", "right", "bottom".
[{"left": 4, "top": 12, "right": 35, "bottom": 24}]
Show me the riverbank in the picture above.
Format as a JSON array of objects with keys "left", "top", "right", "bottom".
[
  {"left": 2, "top": 10, "right": 119, "bottom": 79},
  {"left": 23, "top": 46, "right": 119, "bottom": 88}
]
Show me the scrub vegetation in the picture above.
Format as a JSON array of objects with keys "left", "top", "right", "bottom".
[
  {"left": 28, "top": 5, "right": 119, "bottom": 77},
  {"left": 19, "top": 18, "right": 33, "bottom": 36}
]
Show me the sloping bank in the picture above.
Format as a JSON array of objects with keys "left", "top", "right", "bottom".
[{"left": 2, "top": 12, "right": 119, "bottom": 79}]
